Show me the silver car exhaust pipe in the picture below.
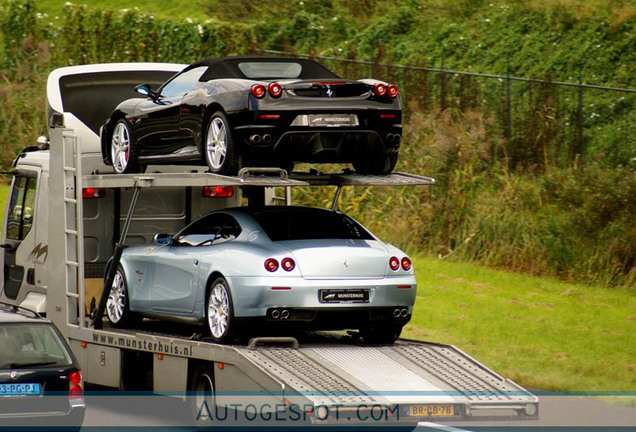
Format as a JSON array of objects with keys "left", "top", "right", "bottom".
[
  {"left": 262, "top": 134, "right": 272, "bottom": 144},
  {"left": 281, "top": 309, "right": 290, "bottom": 320},
  {"left": 271, "top": 309, "right": 280, "bottom": 320},
  {"left": 393, "top": 308, "right": 409, "bottom": 318},
  {"left": 400, "top": 308, "right": 408, "bottom": 318},
  {"left": 250, "top": 134, "right": 261, "bottom": 144},
  {"left": 393, "top": 308, "right": 402, "bottom": 318}
]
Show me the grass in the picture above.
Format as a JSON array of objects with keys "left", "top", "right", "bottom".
[
  {"left": 0, "top": 183, "right": 634, "bottom": 393},
  {"left": 34, "top": 0, "right": 208, "bottom": 20},
  {"left": 405, "top": 257, "right": 636, "bottom": 392}
]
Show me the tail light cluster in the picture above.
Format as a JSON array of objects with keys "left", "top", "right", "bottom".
[
  {"left": 82, "top": 187, "right": 106, "bottom": 199},
  {"left": 251, "top": 82, "right": 283, "bottom": 99},
  {"left": 265, "top": 257, "right": 296, "bottom": 272},
  {"left": 69, "top": 370, "right": 84, "bottom": 399},
  {"left": 373, "top": 82, "right": 399, "bottom": 98},
  {"left": 203, "top": 186, "right": 234, "bottom": 198},
  {"left": 389, "top": 256, "right": 412, "bottom": 271}
]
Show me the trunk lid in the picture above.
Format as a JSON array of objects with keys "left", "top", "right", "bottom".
[{"left": 277, "top": 239, "right": 389, "bottom": 279}]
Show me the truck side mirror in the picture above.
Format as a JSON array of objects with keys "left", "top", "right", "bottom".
[{"left": 153, "top": 233, "right": 172, "bottom": 246}]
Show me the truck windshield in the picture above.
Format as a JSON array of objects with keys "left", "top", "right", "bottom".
[
  {"left": 0, "top": 323, "right": 73, "bottom": 369},
  {"left": 250, "top": 208, "right": 374, "bottom": 242}
]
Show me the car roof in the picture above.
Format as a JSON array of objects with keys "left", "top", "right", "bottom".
[
  {"left": 0, "top": 303, "right": 47, "bottom": 324},
  {"left": 186, "top": 56, "right": 340, "bottom": 81}
]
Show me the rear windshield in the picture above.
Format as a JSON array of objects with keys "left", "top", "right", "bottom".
[
  {"left": 251, "top": 208, "right": 374, "bottom": 241},
  {"left": 0, "top": 323, "right": 73, "bottom": 369},
  {"left": 238, "top": 62, "right": 303, "bottom": 79}
]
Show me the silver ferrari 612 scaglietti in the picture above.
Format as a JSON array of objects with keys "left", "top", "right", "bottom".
[{"left": 106, "top": 206, "right": 416, "bottom": 344}]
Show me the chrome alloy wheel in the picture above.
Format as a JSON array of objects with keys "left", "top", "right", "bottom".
[
  {"left": 111, "top": 121, "right": 131, "bottom": 173},
  {"left": 207, "top": 281, "right": 230, "bottom": 339},
  {"left": 106, "top": 270, "right": 126, "bottom": 324},
  {"left": 206, "top": 117, "right": 227, "bottom": 171}
]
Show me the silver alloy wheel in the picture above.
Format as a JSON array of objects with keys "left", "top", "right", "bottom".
[
  {"left": 106, "top": 270, "right": 126, "bottom": 324},
  {"left": 207, "top": 281, "right": 230, "bottom": 339},
  {"left": 111, "top": 121, "right": 131, "bottom": 173},
  {"left": 206, "top": 117, "right": 227, "bottom": 171}
]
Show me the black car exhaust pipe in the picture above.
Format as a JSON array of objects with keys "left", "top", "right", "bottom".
[
  {"left": 281, "top": 309, "right": 290, "bottom": 320},
  {"left": 250, "top": 134, "right": 261, "bottom": 144}
]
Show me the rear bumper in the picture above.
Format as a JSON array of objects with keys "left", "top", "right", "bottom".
[{"left": 227, "top": 275, "right": 417, "bottom": 320}]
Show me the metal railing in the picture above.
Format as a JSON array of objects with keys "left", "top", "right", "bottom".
[{"left": 260, "top": 49, "right": 636, "bottom": 170}]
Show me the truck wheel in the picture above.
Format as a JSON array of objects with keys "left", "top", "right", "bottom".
[
  {"left": 206, "top": 277, "right": 235, "bottom": 343},
  {"left": 204, "top": 112, "right": 239, "bottom": 175},
  {"left": 360, "top": 323, "right": 403, "bottom": 345},
  {"left": 106, "top": 267, "right": 133, "bottom": 327},
  {"left": 189, "top": 364, "right": 215, "bottom": 423},
  {"left": 110, "top": 119, "right": 139, "bottom": 174}
]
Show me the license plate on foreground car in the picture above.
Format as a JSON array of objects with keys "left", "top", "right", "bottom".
[
  {"left": 408, "top": 404, "right": 457, "bottom": 418},
  {"left": 308, "top": 114, "right": 358, "bottom": 127},
  {"left": 319, "top": 289, "right": 370, "bottom": 303},
  {"left": 0, "top": 383, "right": 41, "bottom": 396}
]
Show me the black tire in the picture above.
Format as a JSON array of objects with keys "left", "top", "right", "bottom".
[
  {"left": 203, "top": 112, "right": 239, "bottom": 175},
  {"left": 353, "top": 151, "right": 398, "bottom": 175},
  {"left": 206, "top": 277, "right": 236, "bottom": 343},
  {"left": 189, "top": 363, "right": 215, "bottom": 423},
  {"left": 106, "top": 266, "right": 134, "bottom": 328},
  {"left": 110, "top": 119, "right": 140, "bottom": 174},
  {"left": 360, "top": 323, "right": 403, "bottom": 345}
]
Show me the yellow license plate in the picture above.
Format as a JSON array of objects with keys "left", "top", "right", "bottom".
[{"left": 409, "top": 404, "right": 456, "bottom": 417}]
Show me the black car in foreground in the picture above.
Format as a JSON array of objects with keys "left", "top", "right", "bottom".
[
  {"left": 0, "top": 303, "right": 85, "bottom": 430},
  {"left": 100, "top": 56, "right": 402, "bottom": 175}
]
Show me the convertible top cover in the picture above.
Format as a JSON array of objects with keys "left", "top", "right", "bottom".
[{"left": 187, "top": 56, "right": 341, "bottom": 81}]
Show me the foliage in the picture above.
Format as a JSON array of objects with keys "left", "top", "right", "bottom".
[{"left": 3, "top": 0, "right": 636, "bottom": 290}]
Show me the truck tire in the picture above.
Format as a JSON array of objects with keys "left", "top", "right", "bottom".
[
  {"left": 189, "top": 363, "right": 215, "bottom": 423},
  {"left": 206, "top": 277, "right": 236, "bottom": 343}
]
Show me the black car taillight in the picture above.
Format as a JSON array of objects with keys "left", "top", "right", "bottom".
[
  {"left": 387, "top": 84, "right": 399, "bottom": 98},
  {"left": 69, "top": 370, "right": 83, "bottom": 399},
  {"left": 268, "top": 82, "right": 283, "bottom": 98},
  {"left": 373, "top": 83, "right": 387, "bottom": 97},
  {"left": 251, "top": 84, "right": 266, "bottom": 99}
]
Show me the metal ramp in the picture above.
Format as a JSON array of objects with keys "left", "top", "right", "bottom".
[{"left": 238, "top": 339, "right": 538, "bottom": 420}]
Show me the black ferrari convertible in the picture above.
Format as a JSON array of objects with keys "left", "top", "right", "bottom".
[{"left": 100, "top": 56, "right": 402, "bottom": 175}]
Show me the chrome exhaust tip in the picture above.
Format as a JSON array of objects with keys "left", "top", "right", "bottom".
[
  {"left": 250, "top": 134, "right": 261, "bottom": 144},
  {"left": 281, "top": 309, "right": 290, "bottom": 320},
  {"left": 271, "top": 309, "right": 280, "bottom": 320}
]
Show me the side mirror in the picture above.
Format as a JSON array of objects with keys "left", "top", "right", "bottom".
[
  {"left": 153, "top": 233, "right": 173, "bottom": 246},
  {"left": 135, "top": 83, "right": 158, "bottom": 100}
]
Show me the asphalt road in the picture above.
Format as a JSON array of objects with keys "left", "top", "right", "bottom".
[{"left": 78, "top": 391, "right": 636, "bottom": 431}]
